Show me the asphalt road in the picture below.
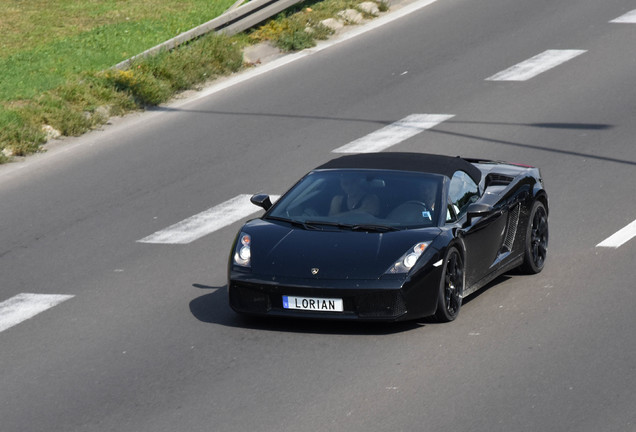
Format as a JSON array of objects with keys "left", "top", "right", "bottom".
[{"left": 1, "top": 0, "right": 635, "bottom": 431}]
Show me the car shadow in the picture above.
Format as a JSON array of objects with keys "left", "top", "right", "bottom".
[
  {"left": 462, "top": 274, "right": 513, "bottom": 305},
  {"left": 415, "top": 273, "right": 514, "bottom": 324},
  {"left": 189, "top": 283, "right": 424, "bottom": 335},
  {"left": 191, "top": 272, "right": 521, "bottom": 333}
]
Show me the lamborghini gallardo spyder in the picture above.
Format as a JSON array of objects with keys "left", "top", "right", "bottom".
[{"left": 228, "top": 152, "right": 548, "bottom": 322}]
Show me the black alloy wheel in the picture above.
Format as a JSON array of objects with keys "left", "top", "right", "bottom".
[
  {"left": 520, "top": 200, "right": 548, "bottom": 274},
  {"left": 434, "top": 247, "right": 464, "bottom": 322}
]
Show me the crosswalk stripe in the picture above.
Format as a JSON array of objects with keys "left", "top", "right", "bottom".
[
  {"left": 138, "top": 194, "right": 279, "bottom": 244},
  {"left": 0, "top": 293, "right": 74, "bottom": 333},
  {"left": 597, "top": 219, "right": 636, "bottom": 248},
  {"left": 332, "top": 114, "right": 455, "bottom": 154},
  {"left": 610, "top": 10, "right": 636, "bottom": 23},
  {"left": 486, "top": 50, "right": 586, "bottom": 81}
]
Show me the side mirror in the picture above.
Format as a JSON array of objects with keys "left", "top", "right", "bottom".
[
  {"left": 466, "top": 202, "right": 496, "bottom": 224},
  {"left": 250, "top": 194, "right": 273, "bottom": 211}
]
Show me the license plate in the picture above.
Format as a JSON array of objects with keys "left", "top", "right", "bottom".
[{"left": 283, "top": 295, "right": 344, "bottom": 312}]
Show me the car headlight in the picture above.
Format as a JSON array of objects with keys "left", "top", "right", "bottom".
[
  {"left": 385, "top": 242, "right": 431, "bottom": 274},
  {"left": 233, "top": 233, "right": 252, "bottom": 267}
]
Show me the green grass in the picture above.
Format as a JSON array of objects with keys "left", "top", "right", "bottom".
[
  {"left": 0, "top": 0, "right": 387, "bottom": 162},
  {"left": 0, "top": 0, "right": 238, "bottom": 101}
]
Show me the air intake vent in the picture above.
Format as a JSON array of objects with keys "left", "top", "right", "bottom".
[
  {"left": 485, "top": 173, "right": 514, "bottom": 188},
  {"left": 502, "top": 203, "right": 521, "bottom": 252}
]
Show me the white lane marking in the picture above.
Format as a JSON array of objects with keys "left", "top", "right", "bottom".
[
  {"left": 176, "top": 0, "right": 440, "bottom": 107},
  {"left": 611, "top": 10, "right": 636, "bottom": 23},
  {"left": 138, "top": 194, "right": 279, "bottom": 244},
  {"left": 486, "top": 50, "right": 586, "bottom": 81},
  {"left": 0, "top": 293, "right": 74, "bottom": 333},
  {"left": 596, "top": 219, "right": 636, "bottom": 248},
  {"left": 332, "top": 114, "right": 455, "bottom": 153}
]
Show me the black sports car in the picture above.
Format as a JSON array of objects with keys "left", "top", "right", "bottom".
[{"left": 228, "top": 152, "right": 548, "bottom": 322}]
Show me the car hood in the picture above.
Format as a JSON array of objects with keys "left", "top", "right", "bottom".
[{"left": 243, "top": 219, "right": 441, "bottom": 280}]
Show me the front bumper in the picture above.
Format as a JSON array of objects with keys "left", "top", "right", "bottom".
[{"left": 228, "top": 270, "right": 441, "bottom": 321}]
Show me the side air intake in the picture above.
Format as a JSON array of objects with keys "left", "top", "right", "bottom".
[{"left": 485, "top": 173, "right": 514, "bottom": 188}]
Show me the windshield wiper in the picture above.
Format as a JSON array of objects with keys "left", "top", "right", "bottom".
[
  {"left": 269, "top": 217, "right": 398, "bottom": 232},
  {"left": 351, "top": 224, "right": 400, "bottom": 232},
  {"left": 304, "top": 220, "right": 354, "bottom": 230},
  {"left": 266, "top": 216, "right": 321, "bottom": 230},
  {"left": 305, "top": 221, "right": 399, "bottom": 232}
]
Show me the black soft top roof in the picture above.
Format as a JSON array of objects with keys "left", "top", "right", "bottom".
[{"left": 316, "top": 152, "right": 482, "bottom": 183}]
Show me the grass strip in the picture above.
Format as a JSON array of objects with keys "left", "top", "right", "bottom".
[{"left": 0, "top": 0, "right": 386, "bottom": 163}]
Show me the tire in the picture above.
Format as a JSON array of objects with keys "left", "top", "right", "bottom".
[
  {"left": 519, "top": 200, "right": 548, "bottom": 274},
  {"left": 433, "top": 246, "right": 464, "bottom": 322}
]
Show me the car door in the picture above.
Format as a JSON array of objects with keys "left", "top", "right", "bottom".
[{"left": 446, "top": 171, "right": 507, "bottom": 289}]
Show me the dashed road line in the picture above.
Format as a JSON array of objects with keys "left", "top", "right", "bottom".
[
  {"left": 596, "top": 219, "right": 636, "bottom": 248},
  {"left": 138, "top": 194, "right": 279, "bottom": 244},
  {"left": 0, "top": 293, "right": 74, "bottom": 333},
  {"left": 332, "top": 114, "right": 455, "bottom": 154},
  {"left": 486, "top": 50, "right": 586, "bottom": 81},
  {"left": 610, "top": 10, "right": 636, "bottom": 23}
]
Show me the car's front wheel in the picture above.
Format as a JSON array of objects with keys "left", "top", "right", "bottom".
[
  {"left": 520, "top": 200, "right": 548, "bottom": 274},
  {"left": 433, "top": 246, "right": 464, "bottom": 322}
]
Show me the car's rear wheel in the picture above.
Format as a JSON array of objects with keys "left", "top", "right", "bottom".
[
  {"left": 520, "top": 200, "right": 548, "bottom": 274},
  {"left": 434, "top": 247, "right": 464, "bottom": 322}
]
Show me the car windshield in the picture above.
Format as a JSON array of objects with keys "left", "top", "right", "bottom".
[{"left": 267, "top": 169, "right": 445, "bottom": 229}]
